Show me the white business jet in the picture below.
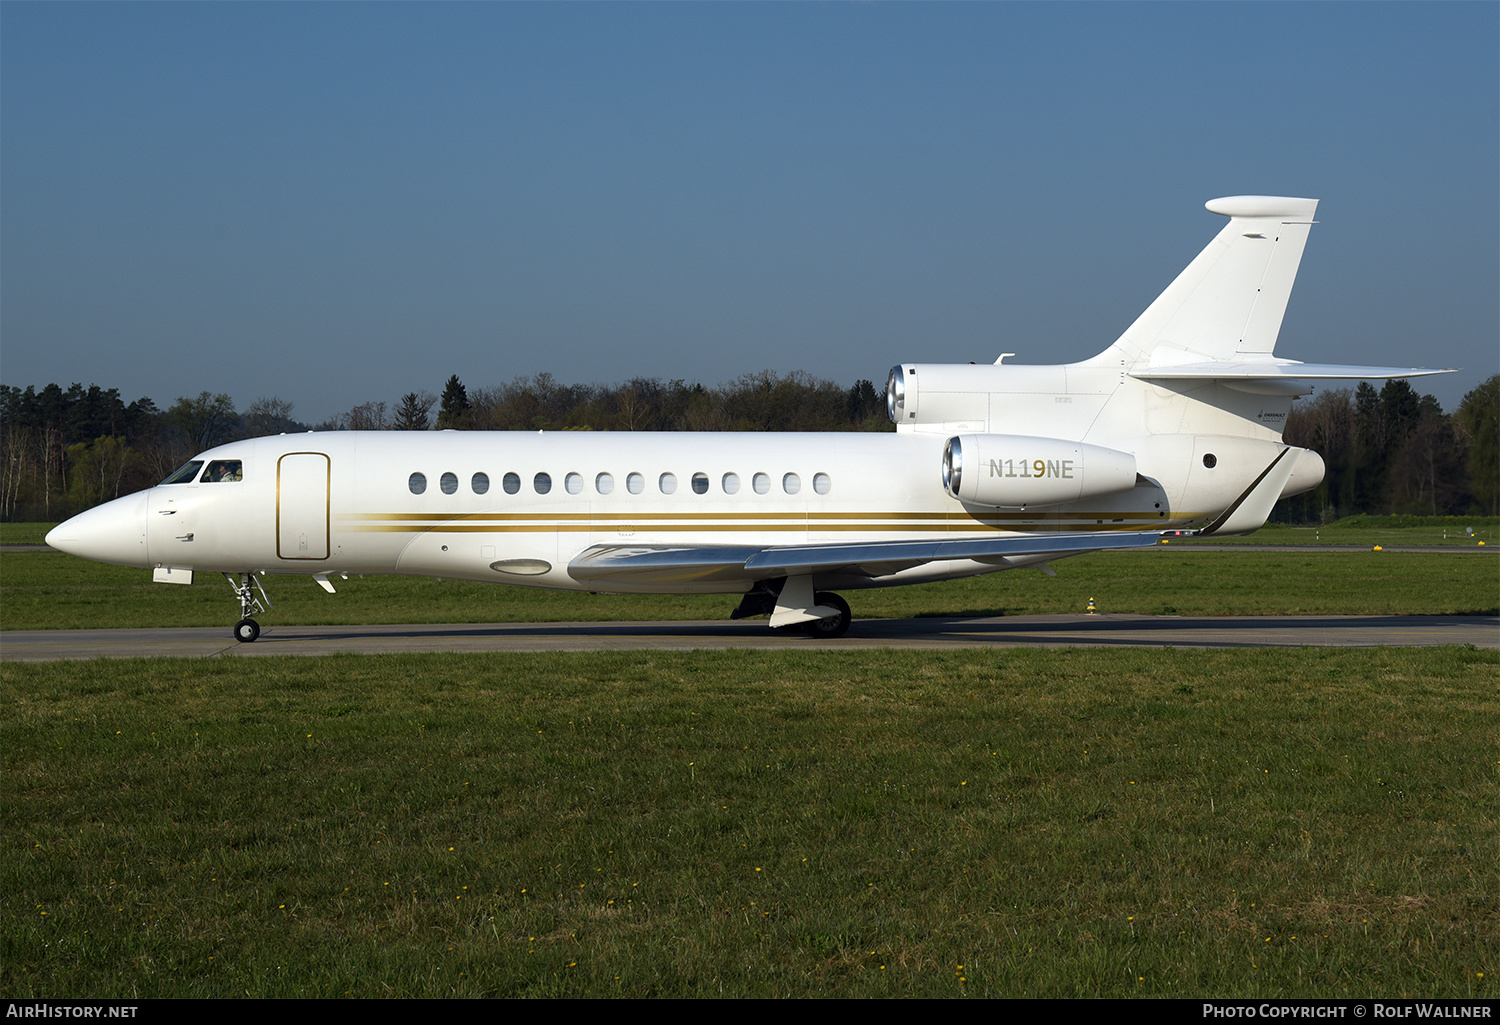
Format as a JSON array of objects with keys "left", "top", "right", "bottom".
[{"left": 48, "top": 197, "right": 1449, "bottom": 642}]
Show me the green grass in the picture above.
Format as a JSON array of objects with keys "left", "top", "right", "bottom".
[
  {"left": 0, "top": 523, "right": 57, "bottom": 545},
  {"left": 6, "top": 517, "right": 1492, "bottom": 998},
  {"left": 3, "top": 648, "right": 1495, "bottom": 998},
  {"left": 3, "top": 546, "right": 1495, "bottom": 631}
]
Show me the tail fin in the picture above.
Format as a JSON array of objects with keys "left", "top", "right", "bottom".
[{"left": 1094, "top": 196, "right": 1318, "bottom": 369}]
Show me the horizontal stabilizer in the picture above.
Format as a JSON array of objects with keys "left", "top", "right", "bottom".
[
  {"left": 1132, "top": 361, "right": 1453, "bottom": 382},
  {"left": 1132, "top": 359, "right": 1454, "bottom": 395}
]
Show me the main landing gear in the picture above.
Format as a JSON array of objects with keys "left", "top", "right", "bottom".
[
  {"left": 732, "top": 583, "right": 854, "bottom": 639},
  {"left": 802, "top": 592, "right": 852, "bottom": 639},
  {"left": 225, "top": 572, "right": 272, "bottom": 643}
]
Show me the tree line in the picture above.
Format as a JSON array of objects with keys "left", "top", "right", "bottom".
[
  {"left": 1278, "top": 377, "right": 1498, "bottom": 521},
  {"left": 0, "top": 385, "right": 297, "bottom": 521},
  {"left": 0, "top": 373, "right": 889, "bottom": 521},
  {"left": 3, "top": 372, "right": 1493, "bottom": 523}
]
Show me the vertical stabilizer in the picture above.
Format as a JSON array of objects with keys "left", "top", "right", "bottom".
[{"left": 1094, "top": 196, "right": 1319, "bottom": 369}]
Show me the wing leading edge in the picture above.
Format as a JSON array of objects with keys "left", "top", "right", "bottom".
[{"left": 566, "top": 530, "right": 1166, "bottom": 591}]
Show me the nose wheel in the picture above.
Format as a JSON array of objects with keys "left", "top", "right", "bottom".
[{"left": 224, "top": 572, "right": 272, "bottom": 642}]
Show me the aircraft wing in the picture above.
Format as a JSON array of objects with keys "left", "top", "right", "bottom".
[{"left": 567, "top": 530, "right": 1166, "bottom": 589}]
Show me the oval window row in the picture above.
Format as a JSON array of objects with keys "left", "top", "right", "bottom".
[{"left": 408, "top": 470, "right": 832, "bottom": 498}]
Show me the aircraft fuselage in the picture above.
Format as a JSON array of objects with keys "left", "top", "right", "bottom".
[{"left": 59, "top": 423, "right": 1245, "bottom": 595}]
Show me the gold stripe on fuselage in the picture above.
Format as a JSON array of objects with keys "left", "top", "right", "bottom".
[
  {"left": 338, "top": 510, "right": 1193, "bottom": 523},
  {"left": 340, "top": 516, "right": 1196, "bottom": 534}
]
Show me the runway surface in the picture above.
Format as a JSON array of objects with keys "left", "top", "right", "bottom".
[{"left": 3, "top": 614, "right": 1495, "bottom": 661}]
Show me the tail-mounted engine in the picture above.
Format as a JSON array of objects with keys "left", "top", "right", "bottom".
[
  {"left": 886, "top": 362, "right": 1078, "bottom": 435},
  {"left": 942, "top": 434, "right": 1138, "bottom": 509},
  {"left": 891, "top": 363, "right": 1064, "bottom": 424}
]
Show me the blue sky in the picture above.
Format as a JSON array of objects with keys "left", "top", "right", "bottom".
[{"left": 3, "top": 2, "right": 1495, "bottom": 422}]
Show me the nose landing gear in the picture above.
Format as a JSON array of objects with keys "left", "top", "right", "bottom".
[{"left": 224, "top": 572, "right": 272, "bottom": 643}]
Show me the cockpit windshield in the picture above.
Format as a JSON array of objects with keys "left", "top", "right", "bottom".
[
  {"left": 202, "top": 460, "right": 243, "bottom": 482},
  {"left": 160, "top": 461, "right": 204, "bottom": 485}
]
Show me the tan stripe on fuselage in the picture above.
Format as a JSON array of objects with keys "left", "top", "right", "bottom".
[{"left": 343, "top": 518, "right": 1193, "bottom": 534}]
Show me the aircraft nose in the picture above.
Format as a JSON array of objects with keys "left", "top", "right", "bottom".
[{"left": 45, "top": 491, "right": 149, "bottom": 567}]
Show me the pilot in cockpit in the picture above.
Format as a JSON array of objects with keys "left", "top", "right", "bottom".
[{"left": 203, "top": 460, "right": 243, "bottom": 483}]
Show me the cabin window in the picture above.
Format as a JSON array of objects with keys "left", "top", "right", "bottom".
[
  {"left": 691, "top": 472, "right": 709, "bottom": 495},
  {"left": 783, "top": 472, "right": 801, "bottom": 495},
  {"left": 408, "top": 472, "right": 427, "bottom": 495},
  {"left": 202, "top": 460, "right": 243, "bottom": 483},
  {"left": 659, "top": 472, "right": 678, "bottom": 495},
  {"left": 472, "top": 472, "right": 490, "bottom": 495},
  {"left": 503, "top": 472, "right": 521, "bottom": 495},
  {"left": 722, "top": 472, "right": 740, "bottom": 495},
  {"left": 565, "top": 472, "right": 584, "bottom": 495},
  {"left": 626, "top": 472, "right": 645, "bottom": 495},
  {"left": 161, "top": 461, "right": 204, "bottom": 486},
  {"left": 813, "top": 472, "right": 831, "bottom": 495},
  {"left": 596, "top": 472, "right": 615, "bottom": 495},
  {"left": 534, "top": 472, "right": 552, "bottom": 495},
  {"left": 752, "top": 472, "right": 770, "bottom": 495},
  {"left": 440, "top": 472, "right": 459, "bottom": 495}
]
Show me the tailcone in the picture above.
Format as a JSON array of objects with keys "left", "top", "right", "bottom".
[{"left": 1279, "top": 449, "right": 1326, "bottom": 499}]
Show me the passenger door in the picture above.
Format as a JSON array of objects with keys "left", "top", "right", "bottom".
[{"left": 277, "top": 452, "right": 330, "bottom": 560}]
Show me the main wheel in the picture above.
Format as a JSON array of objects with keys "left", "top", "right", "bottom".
[
  {"left": 234, "top": 618, "right": 260, "bottom": 643},
  {"left": 802, "top": 592, "right": 852, "bottom": 639}
]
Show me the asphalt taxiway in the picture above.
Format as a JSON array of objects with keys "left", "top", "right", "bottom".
[{"left": 2, "top": 613, "right": 1495, "bottom": 661}]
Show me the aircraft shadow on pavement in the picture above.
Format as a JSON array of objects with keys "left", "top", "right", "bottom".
[{"left": 249, "top": 614, "right": 1494, "bottom": 649}]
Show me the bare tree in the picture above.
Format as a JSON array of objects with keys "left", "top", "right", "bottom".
[
  {"left": 344, "top": 401, "right": 389, "bottom": 431},
  {"left": 244, "top": 396, "right": 296, "bottom": 437}
]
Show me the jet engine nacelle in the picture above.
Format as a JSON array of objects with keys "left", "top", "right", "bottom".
[
  {"left": 942, "top": 434, "right": 1138, "bottom": 509},
  {"left": 888, "top": 362, "right": 1068, "bottom": 428}
]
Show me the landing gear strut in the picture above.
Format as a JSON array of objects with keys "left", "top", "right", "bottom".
[
  {"left": 731, "top": 580, "right": 854, "bottom": 639},
  {"left": 224, "top": 572, "right": 272, "bottom": 643}
]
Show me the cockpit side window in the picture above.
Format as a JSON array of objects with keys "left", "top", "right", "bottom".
[
  {"left": 160, "top": 461, "right": 204, "bottom": 485},
  {"left": 202, "top": 460, "right": 243, "bottom": 483}
]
